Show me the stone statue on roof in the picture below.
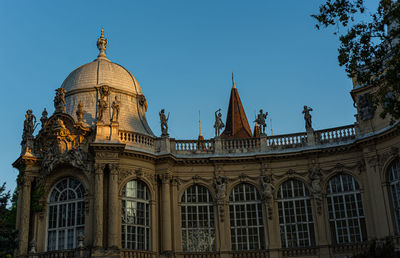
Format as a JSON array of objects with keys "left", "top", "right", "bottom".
[
  {"left": 214, "top": 108, "right": 224, "bottom": 137},
  {"left": 255, "top": 109, "right": 268, "bottom": 134},
  {"left": 23, "top": 109, "right": 37, "bottom": 141},
  {"left": 302, "top": 105, "right": 313, "bottom": 131},
  {"left": 97, "top": 85, "right": 110, "bottom": 123},
  {"left": 54, "top": 88, "right": 66, "bottom": 113},
  {"left": 159, "top": 109, "right": 169, "bottom": 136}
]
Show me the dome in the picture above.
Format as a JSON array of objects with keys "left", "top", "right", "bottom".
[
  {"left": 61, "top": 30, "right": 154, "bottom": 136},
  {"left": 61, "top": 58, "right": 143, "bottom": 96}
]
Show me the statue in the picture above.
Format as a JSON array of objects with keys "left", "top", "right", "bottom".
[
  {"left": 111, "top": 96, "right": 120, "bottom": 122},
  {"left": 159, "top": 109, "right": 169, "bottom": 136},
  {"left": 40, "top": 108, "right": 48, "bottom": 128},
  {"left": 214, "top": 109, "right": 224, "bottom": 137},
  {"left": 261, "top": 175, "right": 275, "bottom": 219},
  {"left": 214, "top": 176, "right": 227, "bottom": 204},
  {"left": 76, "top": 101, "right": 85, "bottom": 123},
  {"left": 302, "top": 105, "right": 313, "bottom": 131},
  {"left": 309, "top": 167, "right": 322, "bottom": 215},
  {"left": 54, "top": 88, "right": 66, "bottom": 113},
  {"left": 254, "top": 109, "right": 268, "bottom": 134},
  {"left": 97, "top": 85, "right": 110, "bottom": 123},
  {"left": 23, "top": 109, "right": 37, "bottom": 140}
]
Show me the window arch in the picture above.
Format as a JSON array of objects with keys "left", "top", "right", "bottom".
[
  {"left": 326, "top": 174, "right": 367, "bottom": 244},
  {"left": 121, "top": 179, "right": 151, "bottom": 250},
  {"left": 388, "top": 159, "right": 400, "bottom": 234},
  {"left": 277, "top": 179, "right": 315, "bottom": 248},
  {"left": 229, "top": 183, "right": 265, "bottom": 250},
  {"left": 47, "top": 177, "right": 85, "bottom": 251},
  {"left": 181, "top": 184, "right": 216, "bottom": 251}
]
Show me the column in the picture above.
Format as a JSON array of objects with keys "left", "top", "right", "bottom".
[
  {"left": 108, "top": 164, "right": 119, "bottom": 248},
  {"left": 93, "top": 164, "right": 104, "bottom": 248},
  {"left": 161, "top": 173, "right": 172, "bottom": 252},
  {"left": 18, "top": 176, "right": 32, "bottom": 255}
]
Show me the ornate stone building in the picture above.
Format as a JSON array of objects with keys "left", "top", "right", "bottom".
[{"left": 13, "top": 30, "right": 400, "bottom": 258}]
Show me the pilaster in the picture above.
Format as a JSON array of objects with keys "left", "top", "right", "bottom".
[
  {"left": 18, "top": 175, "right": 34, "bottom": 255},
  {"left": 93, "top": 163, "right": 105, "bottom": 248},
  {"left": 160, "top": 173, "right": 172, "bottom": 253},
  {"left": 108, "top": 163, "right": 120, "bottom": 248}
]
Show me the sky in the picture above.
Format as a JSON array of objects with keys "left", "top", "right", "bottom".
[{"left": 0, "top": 1, "right": 379, "bottom": 193}]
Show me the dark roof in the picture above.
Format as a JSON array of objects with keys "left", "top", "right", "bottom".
[{"left": 221, "top": 86, "right": 252, "bottom": 139}]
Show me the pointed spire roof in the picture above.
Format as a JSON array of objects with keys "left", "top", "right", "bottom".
[{"left": 220, "top": 73, "right": 252, "bottom": 139}]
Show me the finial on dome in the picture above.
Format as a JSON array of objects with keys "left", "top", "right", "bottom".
[
  {"left": 97, "top": 28, "right": 108, "bottom": 59},
  {"left": 232, "top": 72, "right": 236, "bottom": 88}
]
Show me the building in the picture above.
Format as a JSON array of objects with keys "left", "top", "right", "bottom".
[{"left": 12, "top": 30, "right": 400, "bottom": 258}]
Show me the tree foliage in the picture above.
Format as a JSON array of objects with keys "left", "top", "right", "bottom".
[
  {"left": 0, "top": 183, "right": 18, "bottom": 257},
  {"left": 313, "top": 0, "right": 400, "bottom": 122}
]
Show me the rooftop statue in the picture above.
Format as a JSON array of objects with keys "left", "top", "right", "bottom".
[
  {"left": 159, "top": 109, "right": 169, "bottom": 136},
  {"left": 40, "top": 108, "right": 48, "bottom": 128},
  {"left": 22, "top": 109, "right": 37, "bottom": 141},
  {"left": 111, "top": 96, "right": 120, "bottom": 122},
  {"left": 255, "top": 109, "right": 268, "bottom": 134},
  {"left": 76, "top": 101, "right": 85, "bottom": 123},
  {"left": 97, "top": 85, "right": 110, "bottom": 123},
  {"left": 302, "top": 105, "right": 313, "bottom": 131},
  {"left": 214, "top": 108, "right": 225, "bottom": 137},
  {"left": 54, "top": 88, "right": 66, "bottom": 113}
]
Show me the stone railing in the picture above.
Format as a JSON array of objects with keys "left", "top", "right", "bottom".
[
  {"left": 120, "top": 250, "right": 157, "bottom": 258},
  {"left": 28, "top": 250, "right": 75, "bottom": 258},
  {"left": 119, "top": 124, "right": 359, "bottom": 155},
  {"left": 119, "top": 131, "right": 155, "bottom": 151},
  {"left": 267, "top": 132, "right": 307, "bottom": 149},
  {"left": 281, "top": 247, "right": 318, "bottom": 256},
  {"left": 174, "top": 139, "right": 215, "bottom": 153},
  {"left": 315, "top": 124, "right": 357, "bottom": 144},
  {"left": 221, "top": 137, "right": 260, "bottom": 152},
  {"left": 175, "top": 252, "right": 220, "bottom": 258},
  {"left": 332, "top": 242, "right": 369, "bottom": 254},
  {"left": 227, "top": 250, "right": 269, "bottom": 258}
]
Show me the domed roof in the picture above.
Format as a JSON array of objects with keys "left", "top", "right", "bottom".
[
  {"left": 61, "top": 59, "right": 143, "bottom": 95},
  {"left": 61, "top": 29, "right": 142, "bottom": 96}
]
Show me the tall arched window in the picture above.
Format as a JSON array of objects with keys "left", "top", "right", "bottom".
[
  {"left": 121, "top": 180, "right": 151, "bottom": 250},
  {"left": 389, "top": 159, "right": 400, "bottom": 234},
  {"left": 277, "top": 179, "right": 315, "bottom": 248},
  {"left": 47, "top": 177, "right": 85, "bottom": 251},
  {"left": 181, "top": 185, "right": 216, "bottom": 251},
  {"left": 229, "top": 183, "right": 265, "bottom": 250},
  {"left": 326, "top": 174, "right": 367, "bottom": 244}
]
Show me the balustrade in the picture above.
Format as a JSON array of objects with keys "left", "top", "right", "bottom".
[
  {"left": 28, "top": 250, "right": 75, "bottom": 258},
  {"left": 281, "top": 247, "right": 318, "bottom": 256},
  {"left": 119, "top": 131, "right": 155, "bottom": 150},
  {"left": 221, "top": 138, "right": 260, "bottom": 151},
  {"left": 315, "top": 124, "right": 357, "bottom": 144},
  {"left": 266, "top": 132, "right": 307, "bottom": 148},
  {"left": 120, "top": 250, "right": 157, "bottom": 258},
  {"left": 175, "top": 139, "right": 214, "bottom": 152}
]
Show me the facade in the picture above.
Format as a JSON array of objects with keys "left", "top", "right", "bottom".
[{"left": 12, "top": 31, "right": 400, "bottom": 258}]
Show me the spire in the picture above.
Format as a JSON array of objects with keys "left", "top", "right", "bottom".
[
  {"left": 96, "top": 28, "right": 108, "bottom": 59},
  {"left": 199, "top": 110, "right": 203, "bottom": 137},
  {"left": 232, "top": 72, "right": 236, "bottom": 88},
  {"left": 221, "top": 74, "right": 252, "bottom": 139}
]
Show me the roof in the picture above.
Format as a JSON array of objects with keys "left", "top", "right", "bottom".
[{"left": 221, "top": 75, "right": 252, "bottom": 139}]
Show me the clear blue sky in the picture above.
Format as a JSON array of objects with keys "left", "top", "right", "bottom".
[{"left": 0, "top": 1, "right": 378, "bottom": 193}]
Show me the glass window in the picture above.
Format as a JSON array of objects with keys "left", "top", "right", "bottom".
[
  {"left": 181, "top": 185, "right": 216, "bottom": 251},
  {"left": 277, "top": 179, "right": 315, "bottom": 248},
  {"left": 229, "top": 183, "right": 265, "bottom": 250},
  {"left": 47, "top": 177, "right": 85, "bottom": 251},
  {"left": 121, "top": 180, "right": 151, "bottom": 250},
  {"left": 389, "top": 159, "right": 400, "bottom": 234},
  {"left": 326, "top": 174, "right": 367, "bottom": 244}
]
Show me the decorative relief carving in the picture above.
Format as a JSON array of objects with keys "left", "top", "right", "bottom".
[
  {"left": 95, "top": 152, "right": 119, "bottom": 160},
  {"left": 357, "top": 93, "right": 374, "bottom": 121},
  {"left": 214, "top": 176, "right": 227, "bottom": 222},
  {"left": 54, "top": 88, "right": 66, "bottom": 113},
  {"left": 308, "top": 165, "right": 322, "bottom": 215},
  {"left": 379, "top": 147, "right": 399, "bottom": 167}
]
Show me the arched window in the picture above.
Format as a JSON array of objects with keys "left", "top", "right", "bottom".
[
  {"left": 389, "top": 159, "right": 400, "bottom": 234},
  {"left": 326, "top": 174, "right": 367, "bottom": 244},
  {"left": 229, "top": 183, "right": 265, "bottom": 250},
  {"left": 121, "top": 180, "right": 151, "bottom": 250},
  {"left": 277, "top": 179, "right": 315, "bottom": 248},
  {"left": 181, "top": 185, "right": 216, "bottom": 251},
  {"left": 47, "top": 177, "right": 85, "bottom": 251}
]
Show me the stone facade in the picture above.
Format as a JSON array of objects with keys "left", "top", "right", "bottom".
[{"left": 12, "top": 31, "right": 400, "bottom": 258}]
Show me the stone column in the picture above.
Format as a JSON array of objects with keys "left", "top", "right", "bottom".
[
  {"left": 18, "top": 175, "right": 33, "bottom": 255},
  {"left": 108, "top": 164, "right": 119, "bottom": 248},
  {"left": 93, "top": 164, "right": 105, "bottom": 248},
  {"left": 161, "top": 173, "right": 172, "bottom": 253}
]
